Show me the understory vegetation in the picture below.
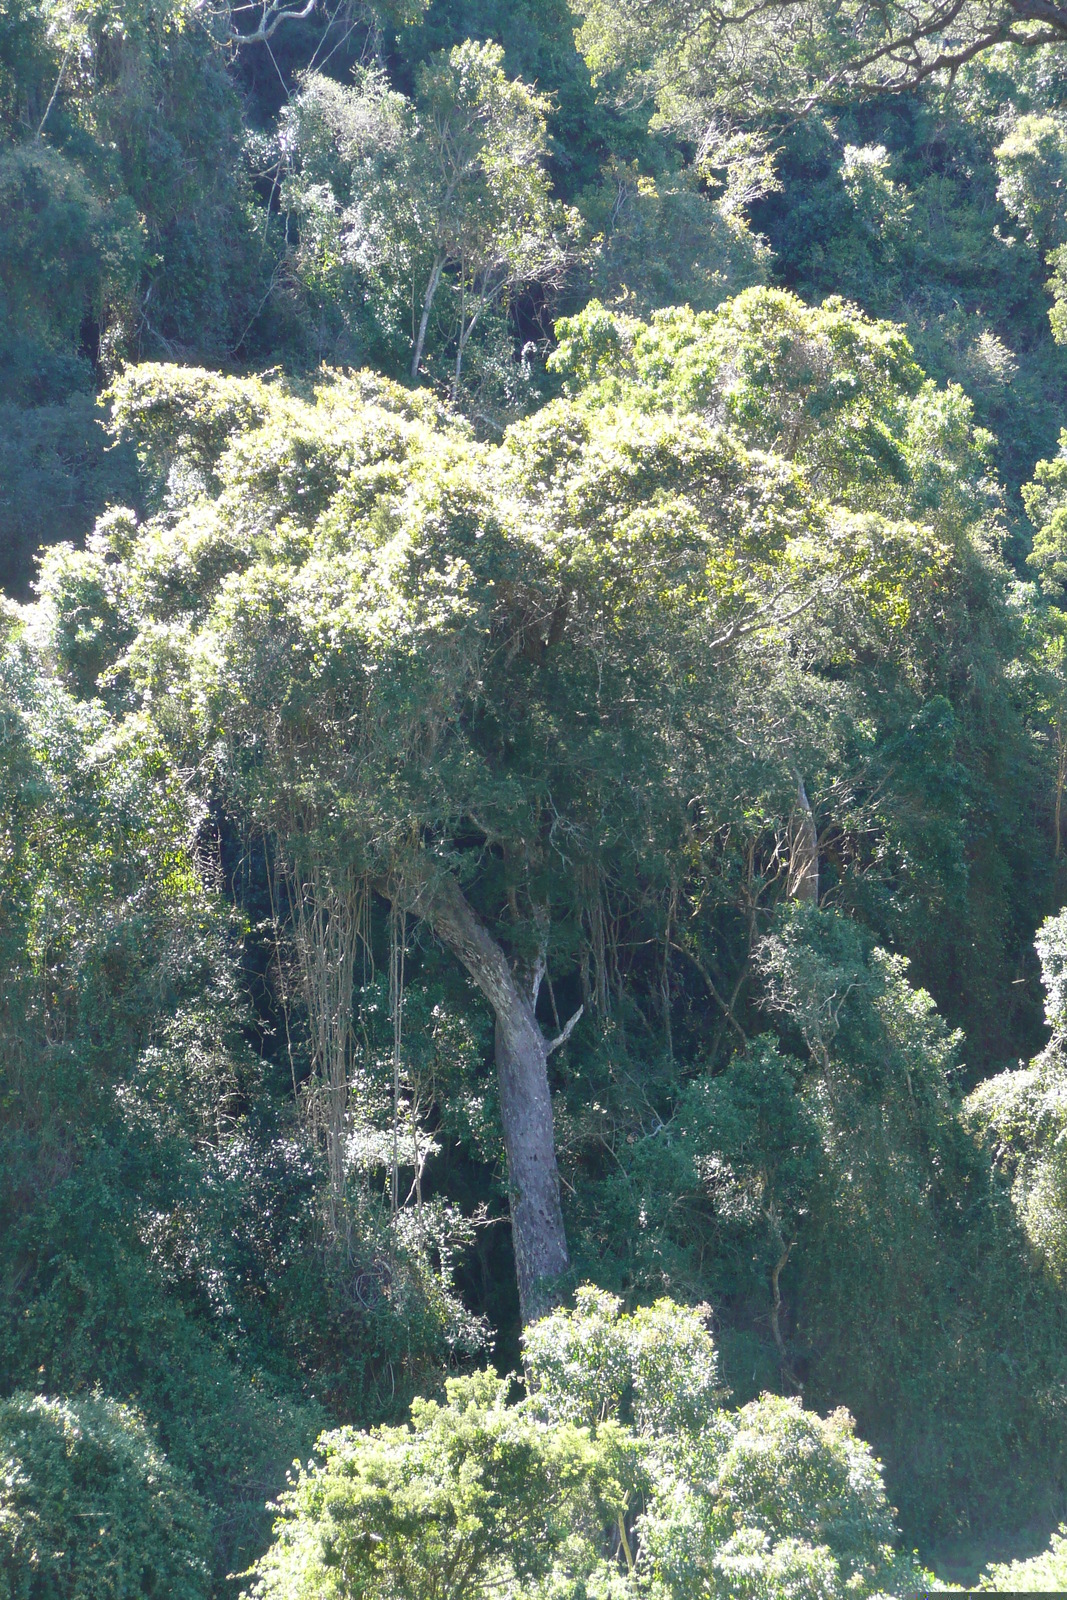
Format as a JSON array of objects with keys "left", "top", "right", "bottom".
[{"left": 8, "top": 0, "right": 1067, "bottom": 1593}]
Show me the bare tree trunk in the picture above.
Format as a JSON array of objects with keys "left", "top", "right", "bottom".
[
  {"left": 787, "top": 775, "right": 818, "bottom": 903},
  {"left": 450, "top": 285, "right": 496, "bottom": 402},
  {"left": 493, "top": 991, "right": 570, "bottom": 1324},
  {"left": 412, "top": 254, "right": 446, "bottom": 381},
  {"left": 769, "top": 1239, "right": 803, "bottom": 1395},
  {"left": 452, "top": 320, "right": 471, "bottom": 403},
  {"left": 391, "top": 868, "right": 570, "bottom": 1324}
]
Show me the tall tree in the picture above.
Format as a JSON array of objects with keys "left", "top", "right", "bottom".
[{"left": 85, "top": 315, "right": 969, "bottom": 1318}]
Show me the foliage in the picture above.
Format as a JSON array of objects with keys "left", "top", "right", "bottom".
[
  {"left": 0, "top": 0, "right": 266, "bottom": 366},
  {"left": 994, "top": 113, "right": 1067, "bottom": 255},
  {"left": 0, "top": 393, "right": 139, "bottom": 598},
  {"left": 35, "top": 297, "right": 1059, "bottom": 1557},
  {"left": 755, "top": 911, "right": 1067, "bottom": 1543},
  {"left": 557, "top": 907, "right": 1067, "bottom": 1542},
  {"left": 245, "top": 1371, "right": 627, "bottom": 1600},
  {"left": 0, "top": 609, "right": 460, "bottom": 1590},
  {"left": 549, "top": 288, "right": 993, "bottom": 522},
  {"left": 0, "top": 141, "right": 141, "bottom": 358},
  {"left": 547, "top": 288, "right": 1048, "bottom": 1064},
  {"left": 965, "top": 910, "right": 1067, "bottom": 1291},
  {"left": 578, "top": 158, "right": 770, "bottom": 317},
  {"left": 9, "top": 0, "right": 1067, "bottom": 1589},
  {"left": 523, "top": 1285, "right": 727, "bottom": 1434},
  {"left": 573, "top": 0, "right": 1067, "bottom": 126},
  {"left": 1023, "top": 431, "right": 1067, "bottom": 600},
  {"left": 980, "top": 1524, "right": 1067, "bottom": 1590},
  {"left": 0, "top": 619, "right": 308, "bottom": 1582},
  {"left": 247, "top": 1294, "right": 916, "bottom": 1600},
  {"left": 279, "top": 41, "right": 571, "bottom": 410},
  {"left": 0, "top": 1392, "right": 211, "bottom": 1600}
]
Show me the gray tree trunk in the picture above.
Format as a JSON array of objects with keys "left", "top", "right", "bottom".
[
  {"left": 394, "top": 868, "right": 570, "bottom": 1325},
  {"left": 411, "top": 254, "right": 446, "bottom": 381},
  {"left": 787, "top": 776, "right": 819, "bottom": 903}
]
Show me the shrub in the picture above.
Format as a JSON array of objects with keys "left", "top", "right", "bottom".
[
  {"left": 0, "top": 1392, "right": 211, "bottom": 1599},
  {"left": 981, "top": 1524, "right": 1067, "bottom": 1590},
  {"left": 246, "top": 1292, "right": 920, "bottom": 1600}
]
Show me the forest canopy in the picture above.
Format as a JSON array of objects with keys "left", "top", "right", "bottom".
[{"left": 7, "top": 0, "right": 1067, "bottom": 1595}]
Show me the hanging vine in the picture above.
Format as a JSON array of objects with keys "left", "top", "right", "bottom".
[
  {"left": 281, "top": 848, "right": 370, "bottom": 1236},
  {"left": 388, "top": 897, "right": 407, "bottom": 1220}
]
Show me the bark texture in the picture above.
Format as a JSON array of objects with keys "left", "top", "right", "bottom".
[{"left": 396, "top": 867, "right": 570, "bottom": 1325}]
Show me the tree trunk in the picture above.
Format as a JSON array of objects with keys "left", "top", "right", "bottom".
[
  {"left": 392, "top": 867, "right": 570, "bottom": 1325},
  {"left": 787, "top": 775, "right": 818, "bottom": 903},
  {"left": 412, "top": 254, "right": 446, "bottom": 382}
]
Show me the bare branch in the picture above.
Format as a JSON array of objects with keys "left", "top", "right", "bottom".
[
  {"left": 227, "top": 0, "right": 319, "bottom": 45},
  {"left": 546, "top": 1004, "right": 585, "bottom": 1054},
  {"left": 670, "top": 939, "right": 748, "bottom": 1043},
  {"left": 610, "top": 0, "right": 1067, "bottom": 122}
]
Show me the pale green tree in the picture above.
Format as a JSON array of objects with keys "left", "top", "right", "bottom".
[
  {"left": 243, "top": 1371, "right": 636, "bottom": 1600},
  {"left": 245, "top": 1292, "right": 918, "bottom": 1599},
  {"left": 994, "top": 114, "right": 1067, "bottom": 254}
]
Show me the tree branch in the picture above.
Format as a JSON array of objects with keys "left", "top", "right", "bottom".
[
  {"left": 670, "top": 939, "right": 747, "bottom": 1043},
  {"left": 546, "top": 1004, "right": 584, "bottom": 1055},
  {"left": 227, "top": 0, "right": 319, "bottom": 45},
  {"left": 708, "top": 586, "right": 819, "bottom": 653}
]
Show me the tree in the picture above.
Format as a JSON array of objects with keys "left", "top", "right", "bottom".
[
  {"left": 0, "top": 0, "right": 262, "bottom": 367},
  {"left": 281, "top": 42, "right": 570, "bottom": 402},
  {"left": 574, "top": 0, "right": 1067, "bottom": 132},
  {"left": 994, "top": 113, "right": 1067, "bottom": 257},
  {"left": 81, "top": 359, "right": 817, "bottom": 1323},
  {"left": 62, "top": 273, "right": 1031, "bottom": 1325},
  {"left": 1024, "top": 428, "right": 1067, "bottom": 601},
  {"left": 244, "top": 1370, "right": 629, "bottom": 1600},
  {"left": 0, "top": 143, "right": 142, "bottom": 360},
  {"left": 0, "top": 1393, "right": 211, "bottom": 1600},
  {"left": 747, "top": 906, "right": 1067, "bottom": 1542},
  {"left": 577, "top": 157, "right": 771, "bottom": 319},
  {"left": 0, "top": 603, "right": 327, "bottom": 1585},
  {"left": 410, "top": 39, "right": 568, "bottom": 393},
  {"left": 967, "top": 909, "right": 1067, "bottom": 1288},
  {"left": 247, "top": 1292, "right": 918, "bottom": 1600},
  {"left": 219, "top": 0, "right": 428, "bottom": 46}
]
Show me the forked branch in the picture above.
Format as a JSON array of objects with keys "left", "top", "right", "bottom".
[{"left": 226, "top": 0, "right": 320, "bottom": 44}]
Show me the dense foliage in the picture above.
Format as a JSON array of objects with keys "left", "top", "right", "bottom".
[
  {"left": 8, "top": 0, "right": 1067, "bottom": 1593},
  {"left": 247, "top": 1293, "right": 917, "bottom": 1599},
  {"left": 0, "top": 1392, "right": 211, "bottom": 1599}
]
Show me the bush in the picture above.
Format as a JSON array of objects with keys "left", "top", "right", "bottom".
[
  {"left": 246, "top": 1292, "right": 919, "bottom": 1600},
  {"left": 243, "top": 1370, "right": 621, "bottom": 1600},
  {"left": 980, "top": 1524, "right": 1067, "bottom": 1590},
  {"left": 0, "top": 1392, "right": 210, "bottom": 1599}
]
